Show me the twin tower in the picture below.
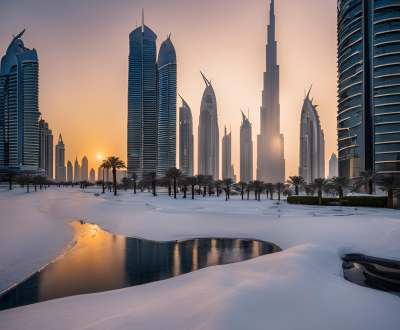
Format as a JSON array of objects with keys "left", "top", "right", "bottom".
[{"left": 127, "top": 15, "right": 177, "bottom": 180}]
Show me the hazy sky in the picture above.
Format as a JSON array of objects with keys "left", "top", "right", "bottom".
[{"left": 0, "top": 0, "right": 337, "bottom": 179}]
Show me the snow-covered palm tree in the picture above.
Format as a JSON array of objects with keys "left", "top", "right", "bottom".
[
  {"left": 376, "top": 175, "right": 400, "bottom": 208},
  {"left": 286, "top": 176, "right": 305, "bottom": 196},
  {"left": 274, "top": 182, "right": 289, "bottom": 201},
  {"left": 187, "top": 176, "right": 198, "bottom": 200},
  {"left": 222, "top": 178, "right": 235, "bottom": 201},
  {"left": 329, "top": 176, "right": 351, "bottom": 205},
  {"left": 165, "top": 167, "right": 185, "bottom": 199},
  {"left": 310, "top": 178, "right": 328, "bottom": 205},
  {"left": 354, "top": 169, "right": 381, "bottom": 195},
  {"left": 101, "top": 157, "right": 126, "bottom": 196}
]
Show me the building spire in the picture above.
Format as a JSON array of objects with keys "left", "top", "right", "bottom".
[
  {"left": 142, "top": 8, "right": 144, "bottom": 32},
  {"left": 268, "top": 0, "right": 276, "bottom": 44}
]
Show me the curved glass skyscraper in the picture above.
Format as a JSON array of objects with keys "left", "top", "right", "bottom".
[
  {"left": 0, "top": 30, "right": 41, "bottom": 174},
  {"left": 337, "top": 0, "right": 400, "bottom": 178},
  {"left": 157, "top": 36, "right": 177, "bottom": 176},
  {"left": 198, "top": 72, "right": 219, "bottom": 179},
  {"left": 127, "top": 18, "right": 157, "bottom": 180},
  {"left": 299, "top": 87, "right": 325, "bottom": 182}
]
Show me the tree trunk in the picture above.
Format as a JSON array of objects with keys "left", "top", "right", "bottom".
[
  {"left": 339, "top": 187, "right": 343, "bottom": 206},
  {"left": 369, "top": 181, "right": 373, "bottom": 195},
  {"left": 183, "top": 188, "right": 187, "bottom": 198},
  {"left": 168, "top": 185, "right": 171, "bottom": 196},
  {"left": 102, "top": 169, "right": 105, "bottom": 193},
  {"left": 295, "top": 186, "right": 299, "bottom": 195},
  {"left": 388, "top": 189, "right": 393, "bottom": 208},
  {"left": 258, "top": 191, "right": 260, "bottom": 201},
  {"left": 192, "top": 186, "right": 195, "bottom": 199},
  {"left": 113, "top": 169, "right": 117, "bottom": 196},
  {"left": 255, "top": 190, "right": 257, "bottom": 200},
  {"left": 203, "top": 186, "right": 206, "bottom": 197},
  {"left": 266, "top": 190, "right": 269, "bottom": 199},
  {"left": 270, "top": 192, "right": 273, "bottom": 200},
  {"left": 152, "top": 182, "right": 156, "bottom": 196},
  {"left": 247, "top": 190, "right": 250, "bottom": 200},
  {"left": 174, "top": 179, "right": 177, "bottom": 199},
  {"left": 217, "top": 185, "right": 219, "bottom": 197},
  {"left": 35, "top": 182, "right": 37, "bottom": 192},
  {"left": 9, "top": 177, "right": 12, "bottom": 190},
  {"left": 278, "top": 192, "right": 281, "bottom": 201},
  {"left": 226, "top": 191, "right": 228, "bottom": 201},
  {"left": 134, "top": 181, "right": 136, "bottom": 194},
  {"left": 241, "top": 188, "right": 244, "bottom": 200},
  {"left": 318, "top": 190, "right": 322, "bottom": 205}
]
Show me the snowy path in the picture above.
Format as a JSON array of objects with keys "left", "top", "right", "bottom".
[{"left": 1, "top": 187, "right": 400, "bottom": 329}]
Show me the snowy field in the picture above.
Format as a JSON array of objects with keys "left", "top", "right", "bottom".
[{"left": 1, "top": 186, "right": 400, "bottom": 329}]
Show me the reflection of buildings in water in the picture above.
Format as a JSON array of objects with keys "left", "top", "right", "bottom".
[
  {"left": 192, "top": 239, "right": 199, "bottom": 271},
  {"left": 173, "top": 243, "right": 181, "bottom": 277},
  {"left": 252, "top": 240, "right": 260, "bottom": 258}
]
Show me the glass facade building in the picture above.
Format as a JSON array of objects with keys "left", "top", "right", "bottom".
[
  {"left": 240, "top": 111, "right": 253, "bottom": 183},
  {"left": 39, "top": 118, "right": 53, "bottom": 179},
  {"left": 337, "top": 0, "right": 400, "bottom": 178},
  {"left": 0, "top": 30, "right": 41, "bottom": 174},
  {"left": 198, "top": 72, "right": 219, "bottom": 179},
  {"left": 179, "top": 95, "right": 194, "bottom": 177},
  {"left": 157, "top": 36, "right": 177, "bottom": 176},
  {"left": 127, "top": 21, "right": 157, "bottom": 180}
]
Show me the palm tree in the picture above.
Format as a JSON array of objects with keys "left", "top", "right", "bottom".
[
  {"left": 101, "top": 157, "right": 126, "bottom": 196},
  {"left": 251, "top": 180, "right": 264, "bottom": 201},
  {"left": 222, "top": 178, "right": 235, "bottom": 201},
  {"left": 236, "top": 181, "right": 247, "bottom": 200},
  {"left": 196, "top": 174, "right": 209, "bottom": 196},
  {"left": 376, "top": 175, "right": 400, "bottom": 208},
  {"left": 286, "top": 176, "right": 306, "bottom": 196},
  {"left": 310, "top": 178, "right": 328, "bottom": 205},
  {"left": 142, "top": 172, "right": 158, "bottom": 196},
  {"left": 354, "top": 169, "right": 380, "bottom": 195},
  {"left": 179, "top": 178, "right": 189, "bottom": 198},
  {"left": 329, "top": 176, "right": 351, "bottom": 206},
  {"left": 165, "top": 167, "right": 185, "bottom": 199},
  {"left": 283, "top": 188, "right": 293, "bottom": 197},
  {"left": 4, "top": 171, "right": 16, "bottom": 190},
  {"left": 245, "top": 184, "right": 252, "bottom": 200},
  {"left": 265, "top": 183, "right": 275, "bottom": 200},
  {"left": 100, "top": 162, "right": 110, "bottom": 194},
  {"left": 131, "top": 173, "right": 138, "bottom": 194},
  {"left": 187, "top": 176, "right": 198, "bottom": 200},
  {"left": 121, "top": 177, "right": 131, "bottom": 191},
  {"left": 214, "top": 180, "right": 223, "bottom": 197},
  {"left": 274, "top": 182, "right": 289, "bottom": 201}
]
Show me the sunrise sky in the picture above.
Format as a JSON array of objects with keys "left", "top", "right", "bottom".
[{"left": 0, "top": 0, "right": 337, "bottom": 179}]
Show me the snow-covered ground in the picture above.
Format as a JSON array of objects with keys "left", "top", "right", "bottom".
[{"left": 1, "top": 186, "right": 400, "bottom": 329}]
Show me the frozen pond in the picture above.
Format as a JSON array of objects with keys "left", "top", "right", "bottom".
[
  {"left": 342, "top": 254, "right": 400, "bottom": 296},
  {"left": 0, "top": 221, "right": 282, "bottom": 311}
]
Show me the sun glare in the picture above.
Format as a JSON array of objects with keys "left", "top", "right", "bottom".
[{"left": 98, "top": 155, "right": 101, "bottom": 159}]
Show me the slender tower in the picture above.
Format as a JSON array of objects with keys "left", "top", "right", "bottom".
[
  {"left": 127, "top": 11, "right": 157, "bottom": 180},
  {"left": 157, "top": 35, "right": 177, "bottom": 176},
  {"left": 55, "top": 134, "right": 66, "bottom": 182},
  {"left": 257, "top": 0, "right": 285, "bottom": 182},
  {"left": 179, "top": 94, "right": 194, "bottom": 176},
  {"left": 198, "top": 72, "right": 219, "bottom": 179},
  {"left": 240, "top": 110, "right": 253, "bottom": 183}
]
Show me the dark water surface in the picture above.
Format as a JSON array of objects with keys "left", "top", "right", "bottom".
[
  {"left": 0, "top": 222, "right": 282, "bottom": 311},
  {"left": 342, "top": 254, "right": 400, "bottom": 296}
]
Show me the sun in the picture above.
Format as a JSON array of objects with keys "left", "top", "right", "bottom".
[{"left": 98, "top": 155, "right": 101, "bottom": 159}]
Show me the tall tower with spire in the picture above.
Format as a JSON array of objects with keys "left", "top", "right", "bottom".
[
  {"left": 198, "top": 72, "right": 219, "bottom": 179},
  {"left": 55, "top": 134, "right": 66, "bottom": 182},
  {"left": 240, "top": 110, "right": 253, "bottom": 183},
  {"left": 127, "top": 10, "right": 157, "bottom": 180},
  {"left": 257, "top": 0, "right": 285, "bottom": 182}
]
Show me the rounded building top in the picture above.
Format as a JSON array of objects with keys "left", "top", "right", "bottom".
[{"left": 157, "top": 35, "right": 176, "bottom": 68}]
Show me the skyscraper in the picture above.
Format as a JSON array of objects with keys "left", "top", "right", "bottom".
[
  {"left": 299, "top": 88, "right": 325, "bottom": 182},
  {"left": 67, "top": 160, "right": 73, "bottom": 182},
  {"left": 198, "top": 72, "right": 219, "bottom": 179},
  {"left": 127, "top": 13, "right": 157, "bottom": 180},
  {"left": 74, "top": 156, "right": 81, "bottom": 182},
  {"left": 98, "top": 167, "right": 103, "bottom": 181},
  {"left": 39, "top": 118, "right": 53, "bottom": 179},
  {"left": 222, "top": 126, "right": 235, "bottom": 180},
  {"left": 89, "top": 168, "right": 95, "bottom": 183},
  {"left": 157, "top": 35, "right": 177, "bottom": 176},
  {"left": 240, "top": 110, "right": 253, "bottom": 183},
  {"left": 55, "top": 134, "right": 66, "bottom": 182},
  {"left": 329, "top": 153, "right": 338, "bottom": 179},
  {"left": 337, "top": 1, "right": 400, "bottom": 179},
  {"left": 179, "top": 94, "right": 194, "bottom": 176},
  {"left": 257, "top": 0, "right": 285, "bottom": 182},
  {"left": 81, "top": 156, "right": 88, "bottom": 181},
  {"left": 0, "top": 30, "right": 42, "bottom": 175}
]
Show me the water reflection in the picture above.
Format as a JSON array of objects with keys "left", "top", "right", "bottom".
[{"left": 0, "top": 222, "right": 281, "bottom": 311}]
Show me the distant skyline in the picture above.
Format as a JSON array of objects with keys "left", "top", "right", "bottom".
[{"left": 0, "top": 0, "right": 337, "bottom": 178}]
